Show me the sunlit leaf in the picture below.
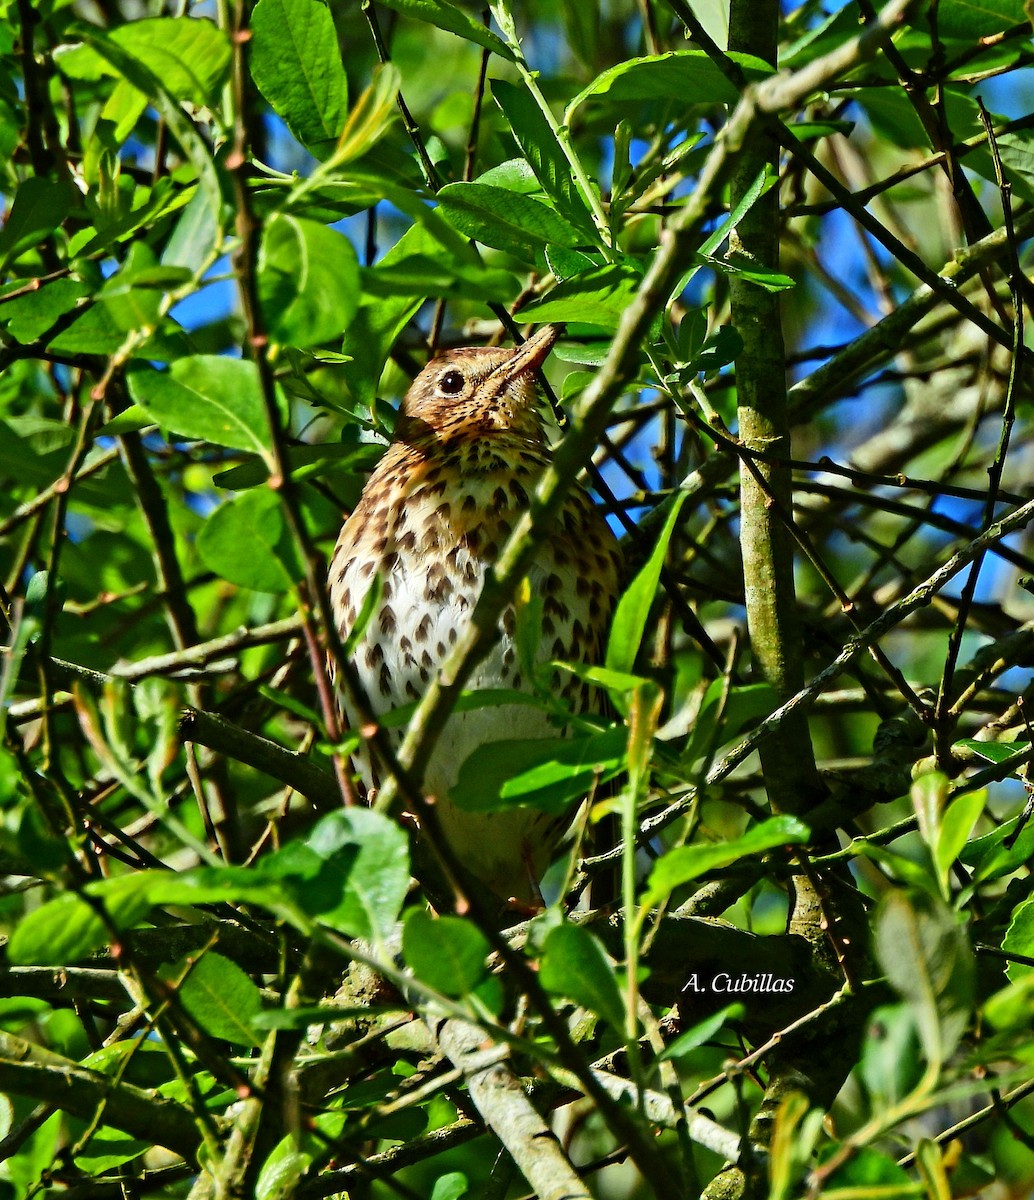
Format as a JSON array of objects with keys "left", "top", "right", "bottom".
[
  {"left": 250, "top": 0, "right": 348, "bottom": 153},
  {"left": 643, "top": 816, "right": 810, "bottom": 909},
  {"left": 127, "top": 357, "right": 277, "bottom": 455},
  {"left": 258, "top": 214, "right": 359, "bottom": 347}
]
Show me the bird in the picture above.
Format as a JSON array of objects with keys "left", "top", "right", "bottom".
[{"left": 328, "top": 324, "right": 622, "bottom": 904}]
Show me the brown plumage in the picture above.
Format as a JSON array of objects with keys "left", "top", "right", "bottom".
[{"left": 328, "top": 325, "right": 622, "bottom": 902}]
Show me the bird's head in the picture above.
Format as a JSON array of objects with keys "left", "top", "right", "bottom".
[{"left": 396, "top": 324, "right": 560, "bottom": 445}]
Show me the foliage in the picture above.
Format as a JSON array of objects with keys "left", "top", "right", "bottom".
[{"left": 1, "top": 0, "right": 1034, "bottom": 1197}]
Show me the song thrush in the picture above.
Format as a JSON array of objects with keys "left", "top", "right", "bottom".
[{"left": 328, "top": 325, "right": 622, "bottom": 902}]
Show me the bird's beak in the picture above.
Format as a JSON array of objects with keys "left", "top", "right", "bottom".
[{"left": 499, "top": 324, "right": 562, "bottom": 382}]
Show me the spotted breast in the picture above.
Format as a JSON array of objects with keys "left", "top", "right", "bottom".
[{"left": 328, "top": 326, "right": 622, "bottom": 903}]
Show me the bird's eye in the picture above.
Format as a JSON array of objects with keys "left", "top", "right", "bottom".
[{"left": 438, "top": 369, "right": 465, "bottom": 395}]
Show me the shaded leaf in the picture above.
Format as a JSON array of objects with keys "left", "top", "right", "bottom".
[
  {"left": 197, "top": 489, "right": 303, "bottom": 593},
  {"left": 934, "top": 0, "right": 1029, "bottom": 37},
  {"left": 256, "top": 1136, "right": 314, "bottom": 1200},
  {"left": 213, "top": 442, "right": 381, "bottom": 490},
  {"left": 541, "top": 923, "right": 625, "bottom": 1030},
  {"left": 6, "top": 894, "right": 110, "bottom": 967},
  {"left": 874, "top": 889, "right": 975, "bottom": 1066},
  {"left": 660, "top": 1004, "right": 744, "bottom": 1060},
  {"left": 402, "top": 910, "right": 490, "bottom": 997},
  {"left": 292, "top": 808, "right": 410, "bottom": 944},
  {"left": 0, "top": 177, "right": 73, "bottom": 269},
  {"left": 173, "top": 952, "right": 263, "bottom": 1045},
  {"left": 429, "top": 1174, "right": 469, "bottom": 1200}
]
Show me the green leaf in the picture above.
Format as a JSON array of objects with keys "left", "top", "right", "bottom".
[
  {"left": 360, "top": 254, "right": 517, "bottom": 302},
  {"left": 684, "top": 681, "right": 776, "bottom": 765},
  {"left": 74, "top": 1129, "right": 148, "bottom": 1173},
  {"left": 565, "top": 50, "right": 772, "bottom": 122},
  {"left": 912, "top": 771, "right": 949, "bottom": 850},
  {"left": 437, "top": 182, "right": 587, "bottom": 262},
  {"left": 331, "top": 63, "right": 400, "bottom": 166},
  {"left": 256, "top": 1136, "right": 314, "bottom": 1200},
  {"left": 0, "top": 278, "right": 90, "bottom": 344},
  {"left": 402, "top": 910, "right": 490, "bottom": 997},
  {"left": 932, "top": 0, "right": 1028, "bottom": 38},
  {"left": 340, "top": 223, "right": 436, "bottom": 406},
  {"left": 140, "top": 866, "right": 289, "bottom": 911},
  {"left": 699, "top": 253, "right": 796, "bottom": 292},
  {"left": 933, "top": 790, "right": 985, "bottom": 897},
  {"left": 451, "top": 728, "right": 627, "bottom": 814},
  {"left": 73, "top": 35, "right": 223, "bottom": 245},
  {"left": 250, "top": 0, "right": 349, "bottom": 153},
  {"left": 955, "top": 738, "right": 1030, "bottom": 767},
  {"left": 8, "top": 876, "right": 156, "bottom": 966},
  {"left": 97, "top": 244, "right": 172, "bottom": 333},
  {"left": 540, "top": 923, "right": 625, "bottom": 1031},
  {"left": 851, "top": 842, "right": 940, "bottom": 894},
  {"left": 874, "top": 889, "right": 975, "bottom": 1067},
  {"left": 490, "top": 79, "right": 596, "bottom": 236},
  {"left": 1002, "top": 897, "right": 1034, "bottom": 983},
  {"left": 161, "top": 184, "right": 223, "bottom": 274},
  {"left": 915, "top": 1140, "right": 951, "bottom": 1200},
  {"left": 478, "top": 157, "right": 540, "bottom": 193},
  {"left": 859, "top": 87, "right": 982, "bottom": 154},
  {"left": 517, "top": 264, "right": 644, "bottom": 331},
  {"left": 57, "top": 18, "right": 231, "bottom": 106},
  {"left": 0, "top": 177, "right": 73, "bottom": 269},
  {"left": 606, "top": 491, "right": 688, "bottom": 676},
  {"left": 429, "top": 1174, "right": 469, "bottom": 1200},
  {"left": 292, "top": 808, "right": 410, "bottom": 944},
  {"left": 984, "top": 972, "right": 1034, "bottom": 1030},
  {"left": 7, "top": 894, "right": 109, "bottom": 966},
  {"left": 697, "top": 166, "right": 778, "bottom": 258},
  {"left": 821, "top": 1144, "right": 915, "bottom": 1192},
  {"left": 555, "top": 662, "right": 648, "bottom": 699},
  {"left": 643, "top": 815, "right": 810, "bottom": 909},
  {"left": 561, "top": 0, "right": 600, "bottom": 65},
  {"left": 544, "top": 245, "right": 599, "bottom": 282},
  {"left": 963, "top": 813, "right": 1034, "bottom": 884},
  {"left": 109, "top": 17, "right": 230, "bottom": 105},
  {"left": 660, "top": 1004, "right": 744, "bottom": 1060},
  {"left": 173, "top": 952, "right": 263, "bottom": 1045},
  {"left": 376, "top": 0, "right": 513, "bottom": 61},
  {"left": 995, "top": 131, "right": 1034, "bottom": 205},
  {"left": 692, "top": 325, "right": 742, "bottom": 373},
  {"left": 197, "top": 489, "right": 303, "bottom": 593},
  {"left": 258, "top": 214, "right": 359, "bottom": 348},
  {"left": 127, "top": 357, "right": 275, "bottom": 455},
  {"left": 857, "top": 1002, "right": 923, "bottom": 1111}
]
